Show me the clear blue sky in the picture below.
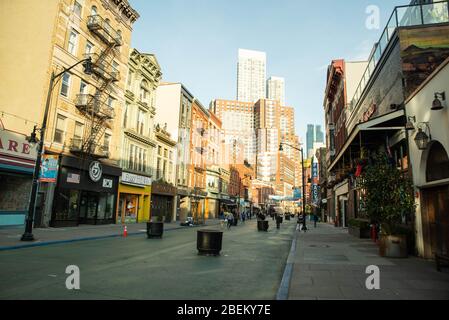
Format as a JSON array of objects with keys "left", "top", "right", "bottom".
[{"left": 130, "top": 0, "right": 404, "bottom": 141}]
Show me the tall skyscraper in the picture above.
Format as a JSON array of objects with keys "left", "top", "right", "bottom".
[
  {"left": 315, "top": 125, "right": 324, "bottom": 143},
  {"left": 267, "top": 76, "right": 285, "bottom": 105},
  {"left": 237, "top": 49, "right": 267, "bottom": 103},
  {"left": 306, "top": 124, "right": 315, "bottom": 158}
]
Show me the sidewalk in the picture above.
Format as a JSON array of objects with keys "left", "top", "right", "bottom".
[
  {"left": 0, "top": 219, "right": 220, "bottom": 251},
  {"left": 287, "top": 223, "right": 449, "bottom": 300}
]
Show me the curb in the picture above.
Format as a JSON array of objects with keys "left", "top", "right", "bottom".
[
  {"left": 0, "top": 223, "right": 220, "bottom": 252},
  {"left": 276, "top": 225, "right": 298, "bottom": 300}
]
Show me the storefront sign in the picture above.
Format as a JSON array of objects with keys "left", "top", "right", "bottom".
[
  {"left": 40, "top": 155, "right": 59, "bottom": 182},
  {"left": 89, "top": 161, "right": 102, "bottom": 182},
  {"left": 103, "top": 179, "right": 113, "bottom": 188},
  {"left": 152, "top": 182, "right": 177, "bottom": 196},
  {"left": 67, "top": 173, "right": 80, "bottom": 184},
  {"left": 121, "top": 172, "right": 152, "bottom": 187},
  {"left": 0, "top": 129, "right": 38, "bottom": 160}
]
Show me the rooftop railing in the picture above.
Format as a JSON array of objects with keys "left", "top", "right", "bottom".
[{"left": 348, "top": 1, "right": 449, "bottom": 113}]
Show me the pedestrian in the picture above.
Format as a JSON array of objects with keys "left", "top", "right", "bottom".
[
  {"left": 313, "top": 213, "right": 319, "bottom": 228},
  {"left": 227, "top": 213, "right": 234, "bottom": 229}
]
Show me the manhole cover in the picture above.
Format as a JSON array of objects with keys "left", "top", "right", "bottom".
[{"left": 309, "top": 244, "right": 330, "bottom": 248}]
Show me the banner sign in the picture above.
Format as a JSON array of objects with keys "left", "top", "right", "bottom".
[
  {"left": 312, "top": 184, "right": 320, "bottom": 204},
  {"left": 40, "top": 155, "right": 59, "bottom": 182}
]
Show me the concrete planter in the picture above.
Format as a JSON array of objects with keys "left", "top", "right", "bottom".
[
  {"left": 348, "top": 226, "right": 370, "bottom": 239},
  {"left": 197, "top": 230, "right": 223, "bottom": 256},
  {"left": 379, "top": 234, "right": 408, "bottom": 258},
  {"left": 147, "top": 222, "right": 164, "bottom": 239},
  {"left": 257, "top": 220, "right": 269, "bottom": 232}
]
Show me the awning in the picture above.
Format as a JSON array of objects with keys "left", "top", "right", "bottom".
[
  {"left": 328, "top": 109, "right": 405, "bottom": 172},
  {"left": 220, "top": 199, "right": 236, "bottom": 205}
]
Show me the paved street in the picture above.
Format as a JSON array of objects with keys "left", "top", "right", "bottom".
[
  {"left": 0, "top": 219, "right": 295, "bottom": 300},
  {"left": 288, "top": 223, "right": 449, "bottom": 300}
]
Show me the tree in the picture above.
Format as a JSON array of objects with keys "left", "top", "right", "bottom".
[{"left": 358, "top": 152, "right": 415, "bottom": 235}]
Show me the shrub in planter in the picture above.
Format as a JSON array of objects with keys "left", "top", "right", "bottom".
[
  {"left": 348, "top": 218, "right": 370, "bottom": 238},
  {"left": 358, "top": 152, "right": 415, "bottom": 258}
]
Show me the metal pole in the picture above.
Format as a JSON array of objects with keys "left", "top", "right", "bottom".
[
  {"left": 21, "top": 72, "right": 55, "bottom": 241},
  {"left": 301, "top": 147, "right": 307, "bottom": 231}
]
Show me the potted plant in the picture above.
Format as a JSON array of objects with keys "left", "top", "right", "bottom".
[
  {"left": 358, "top": 152, "right": 415, "bottom": 258},
  {"left": 348, "top": 218, "right": 370, "bottom": 239}
]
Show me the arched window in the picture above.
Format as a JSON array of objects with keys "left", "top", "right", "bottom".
[
  {"left": 91, "top": 5, "right": 97, "bottom": 16},
  {"left": 426, "top": 141, "right": 449, "bottom": 182}
]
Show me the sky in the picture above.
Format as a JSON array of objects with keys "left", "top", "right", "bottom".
[{"left": 129, "top": 0, "right": 403, "bottom": 141}]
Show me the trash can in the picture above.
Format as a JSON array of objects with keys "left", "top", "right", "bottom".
[
  {"left": 197, "top": 230, "right": 223, "bottom": 256},
  {"left": 257, "top": 220, "right": 269, "bottom": 232},
  {"left": 147, "top": 222, "right": 164, "bottom": 239}
]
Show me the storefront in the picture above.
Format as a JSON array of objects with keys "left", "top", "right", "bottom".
[
  {"left": 0, "top": 128, "right": 37, "bottom": 227},
  {"left": 50, "top": 156, "right": 121, "bottom": 227},
  {"left": 117, "top": 172, "right": 152, "bottom": 224},
  {"left": 151, "top": 181, "right": 177, "bottom": 222}
]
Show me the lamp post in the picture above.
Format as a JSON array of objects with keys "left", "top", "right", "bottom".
[
  {"left": 21, "top": 58, "right": 93, "bottom": 241},
  {"left": 237, "top": 174, "right": 251, "bottom": 219},
  {"left": 280, "top": 142, "right": 307, "bottom": 231}
]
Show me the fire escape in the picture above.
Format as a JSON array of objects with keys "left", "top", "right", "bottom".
[{"left": 71, "top": 14, "right": 122, "bottom": 159}]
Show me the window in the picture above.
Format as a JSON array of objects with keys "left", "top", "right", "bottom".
[
  {"left": 85, "top": 41, "right": 94, "bottom": 55},
  {"left": 123, "top": 103, "right": 129, "bottom": 127},
  {"left": 129, "top": 145, "right": 134, "bottom": 169},
  {"left": 73, "top": 0, "right": 82, "bottom": 17},
  {"left": 127, "top": 70, "right": 134, "bottom": 87},
  {"left": 103, "top": 134, "right": 111, "bottom": 153},
  {"left": 74, "top": 122, "right": 83, "bottom": 148},
  {"left": 158, "top": 146, "right": 162, "bottom": 156},
  {"left": 107, "top": 96, "right": 114, "bottom": 109},
  {"left": 157, "top": 158, "right": 161, "bottom": 179},
  {"left": 54, "top": 115, "right": 66, "bottom": 144},
  {"left": 60, "top": 73, "right": 71, "bottom": 97},
  {"left": 140, "top": 80, "right": 149, "bottom": 103},
  {"left": 91, "top": 5, "right": 97, "bottom": 16},
  {"left": 137, "top": 109, "right": 146, "bottom": 135},
  {"left": 79, "top": 80, "right": 87, "bottom": 94},
  {"left": 67, "top": 29, "right": 78, "bottom": 55}
]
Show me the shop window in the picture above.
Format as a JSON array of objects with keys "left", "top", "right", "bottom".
[
  {"left": 0, "top": 174, "right": 32, "bottom": 212},
  {"left": 54, "top": 189, "right": 79, "bottom": 221}
]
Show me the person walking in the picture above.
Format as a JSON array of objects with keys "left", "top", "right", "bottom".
[
  {"left": 313, "top": 213, "right": 319, "bottom": 228},
  {"left": 227, "top": 213, "right": 234, "bottom": 229}
]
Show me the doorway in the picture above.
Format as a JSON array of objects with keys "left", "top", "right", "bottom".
[
  {"left": 79, "top": 192, "right": 99, "bottom": 224},
  {"left": 422, "top": 185, "right": 449, "bottom": 258}
]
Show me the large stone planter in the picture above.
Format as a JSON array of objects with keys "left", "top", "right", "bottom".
[
  {"left": 147, "top": 222, "right": 164, "bottom": 239},
  {"left": 197, "top": 230, "right": 223, "bottom": 256},
  {"left": 257, "top": 220, "right": 269, "bottom": 232},
  {"left": 379, "top": 234, "right": 408, "bottom": 258},
  {"left": 348, "top": 226, "right": 370, "bottom": 239}
]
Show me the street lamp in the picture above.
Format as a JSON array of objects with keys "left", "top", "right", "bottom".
[
  {"left": 21, "top": 57, "right": 93, "bottom": 241},
  {"left": 279, "top": 142, "right": 307, "bottom": 231},
  {"left": 414, "top": 122, "right": 432, "bottom": 151}
]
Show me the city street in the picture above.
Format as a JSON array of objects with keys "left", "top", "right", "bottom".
[{"left": 0, "top": 219, "right": 295, "bottom": 300}]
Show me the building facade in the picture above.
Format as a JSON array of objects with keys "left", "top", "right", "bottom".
[
  {"left": 1, "top": 0, "right": 139, "bottom": 227},
  {"left": 237, "top": 49, "right": 267, "bottom": 103},
  {"left": 118, "top": 49, "right": 161, "bottom": 224},
  {"left": 267, "top": 76, "right": 285, "bottom": 106},
  {"left": 155, "top": 82, "right": 194, "bottom": 221}
]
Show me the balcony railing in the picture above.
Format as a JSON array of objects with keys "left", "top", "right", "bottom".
[
  {"left": 75, "top": 94, "right": 115, "bottom": 119},
  {"left": 349, "top": 1, "right": 449, "bottom": 113},
  {"left": 84, "top": 52, "right": 120, "bottom": 82},
  {"left": 87, "top": 15, "right": 122, "bottom": 46},
  {"left": 70, "top": 139, "right": 109, "bottom": 158}
]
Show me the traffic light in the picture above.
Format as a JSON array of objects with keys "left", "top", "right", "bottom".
[{"left": 83, "top": 57, "right": 93, "bottom": 75}]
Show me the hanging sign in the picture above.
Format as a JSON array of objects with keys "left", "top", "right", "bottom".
[{"left": 39, "top": 155, "right": 59, "bottom": 182}]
